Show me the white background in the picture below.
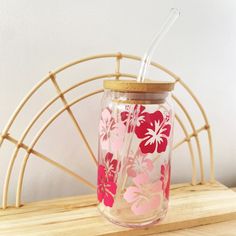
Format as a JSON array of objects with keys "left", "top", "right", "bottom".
[{"left": 0, "top": 0, "right": 235, "bottom": 204}]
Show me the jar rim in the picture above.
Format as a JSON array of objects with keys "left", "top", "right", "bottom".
[{"left": 103, "top": 79, "right": 174, "bottom": 93}]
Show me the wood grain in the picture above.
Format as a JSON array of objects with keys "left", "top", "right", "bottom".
[
  {"left": 0, "top": 182, "right": 236, "bottom": 236},
  {"left": 157, "top": 220, "right": 236, "bottom": 236}
]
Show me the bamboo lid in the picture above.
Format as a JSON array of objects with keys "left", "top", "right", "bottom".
[{"left": 103, "top": 80, "right": 174, "bottom": 93}]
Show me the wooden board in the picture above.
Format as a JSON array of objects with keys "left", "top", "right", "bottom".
[
  {"left": 0, "top": 182, "right": 236, "bottom": 236},
  {"left": 158, "top": 219, "right": 236, "bottom": 235}
]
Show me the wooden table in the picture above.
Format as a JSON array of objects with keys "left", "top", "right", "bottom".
[
  {"left": 0, "top": 183, "right": 235, "bottom": 236},
  {"left": 159, "top": 219, "right": 236, "bottom": 235},
  {"left": 159, "top": 187, "right": 236, "bottom": 236}
]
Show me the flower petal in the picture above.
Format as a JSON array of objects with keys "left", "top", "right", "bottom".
[
  {"left": 97, "top": 185, "right": 104, "bottom": 202},
  {"left": 123, "top": 186, "right": 141, "bottom": 203},
  {"left": 131, "top": 192, "right": 161, "bottom": 215},
  {"left": 127, "top": 167, "right": 137, "bottom": 177},
  {"left": 133, "top": 172, "right": 149, "bottom": 186},
  {"left": 161, "top": 124, "right": 171, "bottom": 137},
  {"left": 131, "top": 198, "right": 150, "bottom": 215},
  {"left": 97, "top": 165, "right": 106, "bottom": 184},
  {"left": 106, "top": 181, "right": 117, "bottom": 195},
  {"left": 139, "top": 136, "right": 156, "bottom": 154},
  {"left": 121, "top": 111, "right": 129, "bottom": 123},
  {"left": 105, "top": 152, "right": 113, "bottom": 163},
  {"left": 101, "top": 108, "right": 112, "bottom": 122},
  {"left": 157, "top": 137, "right": 168, "bottom": 153},
  {"left": 110, "top": 121, "right": 126, "bottom": 152},
  {"left": 151, "top": 110, "right": 164, "bottom": 124},
  {"left": 143, "top": 159, "right": 154, "bottom": 172},
  {"left": 135, "top": 118, "right": 151, "bottom": 139},
  {"left": 149, "top": 195, "right": 161, "bottom": 210},
  {"left": 151, "top": 180, "right": 163, "bottom": 192},
  {"left": 103, "top": 191, "right": 115, "bottom": 207}
]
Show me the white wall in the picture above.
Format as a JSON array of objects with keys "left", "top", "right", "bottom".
[{"left": 0, "top": 0, "right": 235, "bottom": 204}]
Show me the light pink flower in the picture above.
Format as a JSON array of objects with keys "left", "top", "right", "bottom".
[
  {"left": 126, "top": 149, "right": 153, "bottom": 177},
  {"left": 123, "top": 173, "right": 162, "bottom": 215},
  {"left": 99, "top": 108, "right": 126, "bottom": 152}
]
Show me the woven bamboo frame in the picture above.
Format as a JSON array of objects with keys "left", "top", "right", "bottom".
[{"left": 0, "top": 53, "right": 215, "bottom": 209}]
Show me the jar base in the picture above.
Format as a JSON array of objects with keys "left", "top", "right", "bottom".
[{"left": 98, "top": 206, "right": 168, "bottom": 228}]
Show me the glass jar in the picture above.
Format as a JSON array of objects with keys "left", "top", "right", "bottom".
[{"left": 97, "top": 80, "right": 175, "bottom": 227}]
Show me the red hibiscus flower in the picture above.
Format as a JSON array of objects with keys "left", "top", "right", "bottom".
[
  {"left": 160, "top": 162, "right": 171, "bottom": 200},
  {"left": 97, "top": 165, "right": 117, "bottom": 207},
  {"left": 121, "top": 105, "right": 146, "bottom": 133},
  {"left": 97, "top": 152, "right": 119, "bottom": 207},
  {"left": 104, "top": 152, "right": 119, "bottom": 181},
  {"left": 135, "top": 110, "right": 171, "bottom": 154}
]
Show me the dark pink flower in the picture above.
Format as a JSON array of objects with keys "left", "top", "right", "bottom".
[
  {"left": 160, "top": 163, "right": 171, "bottom": 200},
  {"left": 97, "top": 165, "right": 117, "bottom": 207},
  {"left": 135, "top": 111, "right": 171, "bottom": 154},
  {"left": 97, "top": 152, "right": 120, "bottom": 207},
  {"left": 104, "top": 152, "right": 118, "bottom": 181},
  {"left": 126, "top": 149, "right": 153, "bottom": 177},
  {"left": 121, "top": 105, "right": 146, "bottom": 133}
]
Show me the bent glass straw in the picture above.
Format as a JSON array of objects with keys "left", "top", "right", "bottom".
[
  {"left": 137, "top": 8, "right": 180, "bottom": 83},
  {"left": 119, "top": 9, "right": 180, "bottom": 191}
]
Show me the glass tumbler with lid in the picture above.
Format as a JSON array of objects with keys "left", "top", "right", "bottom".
[{"left": 97, "top": 79, "right": 175, "bottom": 227}]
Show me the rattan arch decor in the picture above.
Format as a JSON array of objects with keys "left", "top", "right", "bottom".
[{"left": 0, "top": 52, "right": 215, "bottom": 210}]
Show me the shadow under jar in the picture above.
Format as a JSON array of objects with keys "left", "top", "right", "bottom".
[{"left": 97, "top": 79, "right": 175, "bottom": 228}]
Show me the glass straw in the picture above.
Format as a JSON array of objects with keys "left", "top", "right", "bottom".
[
  {"left": 119, "top": 8, "right": 180, "bottom": 194},
  {"left": 137, "top": 8, "right": 180, "bottom": 83}
]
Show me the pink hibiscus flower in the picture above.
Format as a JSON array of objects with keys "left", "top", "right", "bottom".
[
  {"left": 135, "top": 110, "right": 171, "bottom": 154},
  {"left": 126, "top": 149, "right": 153, "bottom": 177},
  {"left": 104, "top": 152, "right": 119, "bottom": 181},
  {"left": 99, "top": 108, "right": 126, "bottom": 152},
  {"left": 123, "top": 173, "right": 162, "bottom": 215},
  {"left": 97, "top": 165, "right": 117, "bottom": 207},
  {"left": 121, "top": 105, "right": 146, "bottom": 133},
  {"left": 160, "top": 162, "right": 171, "bottom": 200}
]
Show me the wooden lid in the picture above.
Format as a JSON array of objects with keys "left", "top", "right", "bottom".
[{"left": 103, "top": 80, "right": 174, "bottom": 93}]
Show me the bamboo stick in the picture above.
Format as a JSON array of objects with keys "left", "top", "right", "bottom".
[
  {"left": 115, "top": 52, "right": 122, "bottom": 80},
  {"left": 3, "top": 73, "right": 135, "bottom": 209},
  {"left": 174, "top": 125, "right": 207, "bottom": 150},
  {"left": 177, "top": 80, "right": 214, "bottom": 183},
  {"left": 175, "top": 115, "right": 197, "bottom": 185},
  {"left": 14, "top": 90, "right": 103, "bottom": 209},
  {"left": 172, "top": 95, "right": 205, "bottom": 184},
  {"left": 49, "top": 73, "right": 97, "bottom": 166},
  {"left": 1, "top": 134, "right": 95, "bottom": 209}
]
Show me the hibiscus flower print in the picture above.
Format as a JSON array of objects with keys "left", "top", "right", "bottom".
[
  {"left": 121, "top": 105, "right": 146, "bottom": 133},
  {"left": 97, "top": 152, "right": 120, "bottom": 207},
  {"left": 126, "top": 149, "right": 153, "bottom": 177},
  {"left": 99, "top": 108, "right": 116, "bottom": 145},
  {"left": 97, "top": 165, "right": 117, "bottom": 207},
  {"left": 99, "top": 108, "right": 126, "bottom": 152},
  {"left": 104, "top": 152, "right": 119, "bottom": 181},
  {"left": 123, "top": 173, "right": 163, "bottom": 215},
  {"left": 135, "top": 110, "right": 171, "bottom": 154},
  {"left": 160, "top": 162, "right": 171, "bottom": 200}
]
